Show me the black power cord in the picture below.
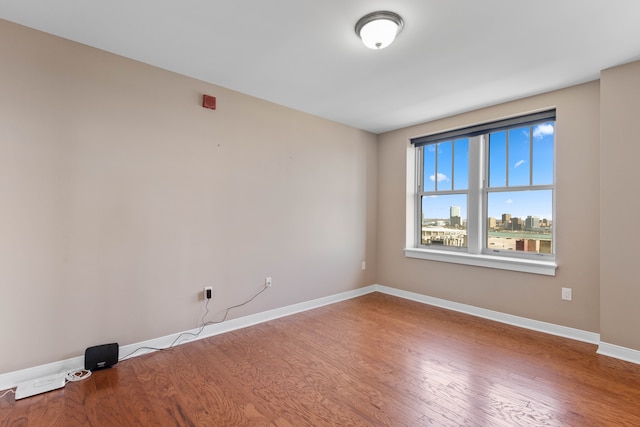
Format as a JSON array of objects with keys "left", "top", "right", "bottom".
[{"left": 119, "top": 284, "right": 269, "bottom": 361}]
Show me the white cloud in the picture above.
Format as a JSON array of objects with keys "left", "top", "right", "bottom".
[
  {"left": 506, "top": 198, "right": 513, "bottom": 204},
  {"left": 514, "top": 160, "right": 526, "bottom": 168},
  {"left": 429, "top": 173, "right": 450, "bottom": 182},
  {"left": 533, "top": 123, "right": 554, "bottom": 139}
]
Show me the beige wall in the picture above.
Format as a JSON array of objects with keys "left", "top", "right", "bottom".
[
  {"left": 377, "top": 82, "right": 602, "bottom": 332},
  {"left": 600, "top": 60, "right": 640, "bottom": 350},
  {"left": 2, "top": 16, "right": 640, "bottom": 377},
  {"left": 0, "top": 20, "right": 378, "bottom": 374}
]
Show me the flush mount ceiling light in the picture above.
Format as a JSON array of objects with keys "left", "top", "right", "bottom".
[{"left": 355, "top": 11, "right": 404, "bottom": 50}]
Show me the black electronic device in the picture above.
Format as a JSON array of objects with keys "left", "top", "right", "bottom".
[{"left": 84, "top": 343, "right": 119, "bottom": 371}]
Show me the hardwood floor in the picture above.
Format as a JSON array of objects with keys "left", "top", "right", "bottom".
[{"left": 3, "top": 292, "right": 640, "bottom": 426}]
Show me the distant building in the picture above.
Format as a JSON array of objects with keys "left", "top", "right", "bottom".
[
  {"left": 450, "top": 206, "right": 461, "bottom": 218},
  {"left": 525, "top": 216, "right": 540, "bottom": 231},
  {"left": 502, "top": 213, "right": 511, "bottom": 229},
  {"left": 449, "top": 206, "right": 462, "bottom": 228},
  {"left": 516, "top": 239, "right": 539, "bottom": 252},
  {"left": 539, "top": 240, "right": 552, "bottom": 254},
  {"left": 488, "top": 217, "right": 497, "bottom": 229},
  {"left": 511, "top": 217, "right": 523, "bottom": 231},
  {"left": 422, "top": 226, "right": 467, "bottom": 247}
]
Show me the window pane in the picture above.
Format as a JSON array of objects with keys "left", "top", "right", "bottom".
[
  {"left": 488, "top": 131, "right": 506, "bottom": 187},
  {"left": 437, "top": 141, "right": 453, "bottom": 191},
  {"left": 423, "top": 145, "right": 436, "bottom": 192},
  {"left": 421, "top": 194, "right": 467, "bottom": 247},
  {"left": 508, "top": 127, "right": 530, "bottom": 186},
  {"left": 532, "top": 122, "right": 554, "bottom": 185},
  {"left": 453, "top": 138, "right": 469, "bottom": 190},
  {"left": 486, "top": 190, "right": 553, "bottom": 254}
]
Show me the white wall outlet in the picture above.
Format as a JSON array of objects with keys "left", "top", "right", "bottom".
[
  {"left": 204, "top": 286, "right": 213, "bottom": 299},
  {"left": 361, "top": 261, "right": 366, "bottom": 270},
  {"left": 265, "top": 277, "right": 272, "bottom": 287},
  {"left": 561, "top": 287, "right": 572, "bottom": 301}
]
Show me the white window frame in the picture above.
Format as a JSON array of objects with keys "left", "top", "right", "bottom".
[{"left": 404, "top": 112, "right": 557, "bottom": 276}]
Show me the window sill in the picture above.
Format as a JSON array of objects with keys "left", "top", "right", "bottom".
[{"left": 404, "top": 248, "right": 557, "bottom": 276}]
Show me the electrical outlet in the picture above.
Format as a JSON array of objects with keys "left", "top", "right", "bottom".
[
  {"left": 265, "top": 277, "right": 272, "bottom": 288},
  {"left": 361, "top": 261, "right": 366, "bottom": 270},
  {"left": 204, "top": 286, "right": 213, "bottom": 300},
  {"left": 561, "top": 287, "right": 572, "bottom": 301}
]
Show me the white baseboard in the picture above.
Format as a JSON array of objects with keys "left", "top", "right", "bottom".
[
  {"left": 118, "top": 285, "right": 377, "bottom": 362},
  {"left": 3, "top": 284, "right": 638, "bottom": 392},
  {"left": 0, "top": 286, "right": 375, "bottom": 391},
  {"left": 0, "top": 356, "right": 85, "bottom": 393},
  {"left": 597, "top": 342, "right": 640, "bottom": 365},
  {"left": 372, "top": 284, "right": 601, "bottom": 345}
]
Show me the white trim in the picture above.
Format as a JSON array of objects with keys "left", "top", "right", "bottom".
[
  {"left": 0, "top": 286, "right": 374, "bottom": 390},
  {"left": 372, "top": 284, "right": 598, "bottom": 344},
  {"left": 5, "top": 284, "right": 640, "bottom": 392},
  {"left": 119, "top": 285, "right": 376, "bottom": 361},
  {"left": 406, "top": 143, "right": 418, "bottom": 247},
  {"left": 404, "top": 247, "right": 557, "bottom": 276},
  {"left": 408, "top": 128, "right": 557, "bottom": 278},
  {"left": 0, "top": 356, "right": 84, "bottom": 393},
  {"left": 597, "top": 342, "right": 640, "bottom": 365}
]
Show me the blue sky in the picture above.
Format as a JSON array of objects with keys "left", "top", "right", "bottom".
[{"left": 422, "top": 122, "right": 554, "bottom": 220}]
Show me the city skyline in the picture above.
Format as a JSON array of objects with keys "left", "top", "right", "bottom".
[
  {"left": 422, "top": 122, "right": 554, "bottom": 222},
  {"left": 422, "top": 193, "right": 553, "bottom": 224}
]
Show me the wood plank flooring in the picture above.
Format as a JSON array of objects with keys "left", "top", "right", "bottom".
[{"left": 2, "top": 292, "right": 640, "bottom": 426}]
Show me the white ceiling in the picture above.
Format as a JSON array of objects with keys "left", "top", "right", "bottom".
[{"left": 2, "top": 1, "right": 640, "bottom": 134}]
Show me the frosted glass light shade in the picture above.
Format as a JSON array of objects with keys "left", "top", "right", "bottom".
[{"left": 355, "top": 11, "right": 404, "bottom": 50}]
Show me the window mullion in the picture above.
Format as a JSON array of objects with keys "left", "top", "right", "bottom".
[
  {"left": 417, "top": 147, "right": 423, "bottom": 192},
  {"left": 505, "top": 131, "right": 510, "bottom": 186},
  {"left": 434, "top": 144, "right": 439, "bottom": 192},
  {"left": 467, "top": 135, "right": 482, "bottom": 254},
  {"left": 529, "top": 125, "right": 533, "bottom": 185},
  {"left": 451, "top": 141, "right": 455, "bottom": 189},
  {"left": 416, "top": 147, "right": 423, "bottom": 247}
]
